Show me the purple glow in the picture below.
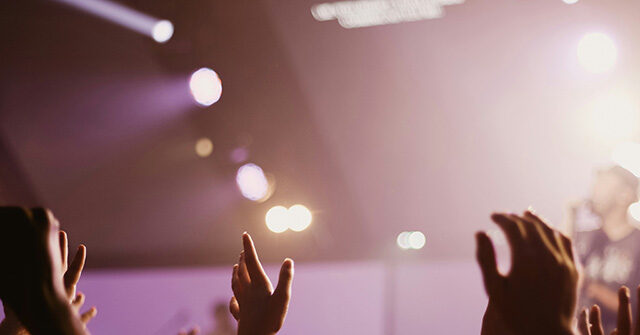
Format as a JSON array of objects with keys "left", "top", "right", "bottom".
[{"left": 236, "top": 163, "right": 269, "bottom": 201}]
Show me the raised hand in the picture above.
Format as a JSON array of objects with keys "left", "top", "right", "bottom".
[
  {"left": 1, "top": 231, "right": 97, "bottom": 334},
  {"left": 476, "top": 211, "right": 579, "bottom": 335},
  {"left": 229, "top": 233, "right": 294, "bottom": 335},
  {"left": 0, "top": 207, "right": 88, "bottom": 335},
  {"left": 578, "top": 286, "right": 640, "bottom": 335}
]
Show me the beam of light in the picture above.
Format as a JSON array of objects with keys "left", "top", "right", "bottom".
[
  {"left": 189, "top": 68, "right": 223, "bottom": 107},
  {"left": 612, "top": 142, "right": 640, "bottom": 177},
  {"left": 288, "top": 204, "right": 313, "bottom": 232},
  {"left": 577, "top": 32, "right": 617, "bottom": 73},
  {"left": 563, "top": 0, "right": 578, "bottom": 4},
  {"left": 53, "top": 0, "right": 174, "bottom": 43},
  {"left": 236, "top": 163, "right": 269, "bottom": 201},
  {"left": 194, "top": 138, "right": 214, "bottom": 157}
]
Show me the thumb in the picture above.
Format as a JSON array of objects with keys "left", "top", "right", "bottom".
[
  {"left": 268, "top": 258, "right": 294, "bottom": 331},
  {"left": 475, "top": 232, "right": 500, "bottom": 296}
]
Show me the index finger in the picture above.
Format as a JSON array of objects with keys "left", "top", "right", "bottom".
[{"left": 242, "top": 233, "right": 271, "bottom": 290}]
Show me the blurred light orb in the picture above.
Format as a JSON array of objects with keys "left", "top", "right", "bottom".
[
  {"left": 195, "top": 138, "right": 214, "bottom": 157},
  {"left": 408, "top": 231, "right": 426, "bottom": 249},
  {"left": 589, "top": 92, "right": 639, "bottom": 143},
  {"left": 266, "top": 206, "right": 290, "bottom": 233},
  {"left": 190, "top": 68, "right": 222, "bottom": 107},
  {"left": 630, "top": 202, "right": 640, "bottom": 222},
  {"left": 562, "top": 0, "right": 578, "bottom": 4},
  {"left": 152, "top": 20, "right": 174, "bottom": 43},
  {"left": 236, "top": 163, "right": 269, "bottom": 201},
  {"left": 612, "top": 142, "right": 640, "bottom": 177},
  {"left": 288, "top": 204, "right": 312, "bottom": 232},
  {"left": 396, "top": 232, "right": 411, "bottom": 250},
  {"left": 577, "top": 33, "right": 617, "bottom": 73}
]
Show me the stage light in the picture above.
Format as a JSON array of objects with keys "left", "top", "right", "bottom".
[
  {"left": 612, "top": 142, "right": 640, "bottom": 177},
  {"left": 589, "top": 92, "right": 639, "bottom": 143},
  {"left": 563, "top": 0, "right": 578, "bottom": 4},
  {"left": 266, "top": 206, "right": 290, "bottom": 233},
  {"left": 577, "top": 32, "right": 617, "bottom": 73},
  {"left": 408, "top": 231, "right": 426, "bottom": 249},
  {"left": 195, "top": 138, "right": 214, "bottom": 157},
  {"left": 190, "top": 68, "right": 222, "bottom": 107},
  {"left": 396, "top": 232, "right": 411, "bottom": 250},
  {"left": 236, "top": 163, "right": 269, "bottom": 201},
  {"left": 288, "top": 204, "right": 312, "bottom": 232},
  {"left": 152, "top": 20, "right": 174, "bottom": 43},
  {"left": 53, "top": 0, "right": 174, "bottom": 43}
]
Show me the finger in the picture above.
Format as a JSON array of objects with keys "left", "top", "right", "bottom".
[
  {"left": 231, "top": 264, "right": 242, "bottom": 299},
  {"left": 59, "top": 231, "right": 69, "bottom": 272},
  {"left": 475, "top": 232, "right": 501, "bottom": 295},
  {"left": 613, "top": 330, "right": 620, "bottom": 335},
  {"left": 242, "top": 233, "right": 271, "bottom": 290},
  {"left": 591, "top": 305, "right": 605, "bottom": 335},
  {"left": 238, "top": 252, "right": 251, "bottom": 287},
  {"left": 64, "top": 245, "right": 86, "bottom": 295},
  {"left": 229, "top": 296, "right": 240, "bottom": 321},
  {"left": 578, "top": 308, "right": 591, "bottom": 335},
  {"left": 72, "top": 292, "right": 86, "bottom": 309},
  {"left": 634, "top": 285, "right": 640, "bottom": 335},
  {"left": 617, "top": 287, "right": 632, "bottom": 335},
  {"left": 268, "top": 258, "right": 294, "bottom": 332},
  {"left": 559, "top": 232, "right": 575, "bottom": 263},
  {"left": 188, "top": 327, "right": 200, "bottom": 335},
  {"left": 80, "top": 307, "right": 97, "bottom": 324},
  {"left": 524, "top": 211, "right": 560, "bottom": 250},
  {"left": 491, "top": 213, "right": 525, "bottom": 260}
]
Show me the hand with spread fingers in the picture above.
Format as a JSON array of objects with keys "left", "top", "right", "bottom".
[
  {"left": 476, "top": 210, "right": 579, "bottom": 335},
  {"left": 578, "top": 285, "right": 640, "bottom": 335},
  {"left": 0, "top": 207, "right": 88, "bottom": 335},
  {"left": 229, "top": 233, "right": 294, "bottom": 335},
  {"left": 1, "top": 231, "right": 97, "bottom": 334}
]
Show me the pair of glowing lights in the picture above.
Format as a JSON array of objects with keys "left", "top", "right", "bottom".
[
  {"left": 266, "top": 205, "right": 313, "bottom": 233},
  {"left": 397, "top": 231, "right": 426, "bottom": 250}
]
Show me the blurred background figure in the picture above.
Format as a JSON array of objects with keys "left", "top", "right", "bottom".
[
  {"left": 206, "top": 303, "right": 235, "bottom": 335},
  {"left": 565, "top": 165, "right": 640, "bottom": 332}
]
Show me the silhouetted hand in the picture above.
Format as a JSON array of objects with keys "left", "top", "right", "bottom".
[
  {"left": 577, "top": 286, "right": 640, "bottom": 335},
  {"left": 1, "top": 231, "right": 97, "bottom": 334},
  {"left": 229, "top": 233, "right": 293, "bottom": 335},
  {"left": 476, "top": 211, "right": 578, "bottom": 335},
  {"left": 0, "top": 207, "right": 88, "bottom": 335}
]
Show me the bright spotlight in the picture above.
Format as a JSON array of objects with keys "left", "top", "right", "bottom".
[
  {"left": 396, "top": 232, "right": 411, "bottom": 250},
  {"left": 236, "top": 163, "right": 269, "bottom": 201},
  {"left": 589, "top": 92, "right": 639, "bottom": 143},
  {"left": 288, "top": 204, "right": 312, "bottom": 232},
  {"left": 577, "top": 32, "right": 617, "bottom": 73},
  {"left": 408, "top": 231, "right": 426, "bottom": 249},
  {"left": 152, "top": 20, "right": 174, "bottom": 43},
  {"left": 195, "top": 138, "right": 214, "bottom": 157},
  {"left": 53, "top": 0, "right": 174, "bottom": 43},
  {"left": 190, "top": 68, "right": 223, "bottom": 107},
  {"left": 562, "top": 0, "right": 578, "bottom": 4},
  {"left": 612, "top": 142, "right": 640, "bottom": 177},
  {"left": 266, "top": 206, "right": 290, "bottom": 233}
]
